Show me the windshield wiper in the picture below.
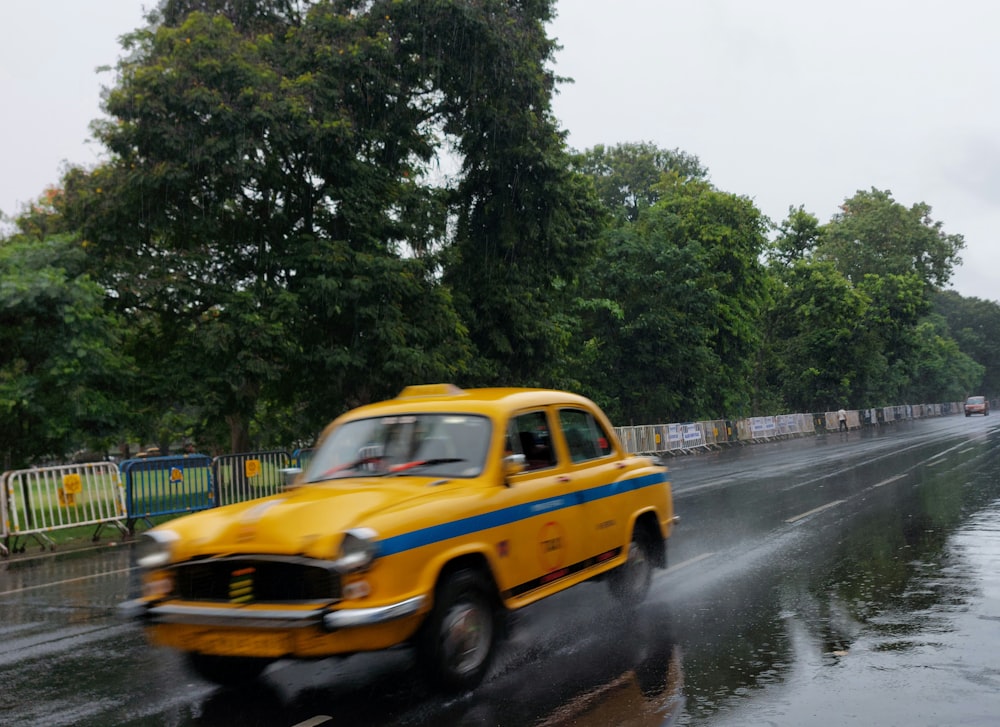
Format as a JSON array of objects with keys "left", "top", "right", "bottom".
[{"left": 318, "top": 455, "right": 386, "bottom": 479}]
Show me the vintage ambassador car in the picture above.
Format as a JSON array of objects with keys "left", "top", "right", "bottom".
[{"left": 123, "top": 385, "right": 675, "bottom": 692}]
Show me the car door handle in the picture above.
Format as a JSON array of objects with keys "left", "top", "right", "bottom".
[{"left": 558, "top": 476, "right": 571, "bottom": 483}]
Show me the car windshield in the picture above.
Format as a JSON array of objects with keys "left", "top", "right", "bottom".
[
  {"left": 302, "top": 413, "right": 492, "bottom": 482},
  {"left": 967, "top": 396, "right": 985, "bottom": 404}
]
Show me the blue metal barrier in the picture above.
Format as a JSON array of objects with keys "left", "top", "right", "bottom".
[
  {"left": 292, "top": 448, "right": 315, "bottom": 469},
  {"left": 120, "top": 454, "right": 214, "bottom": 533}
]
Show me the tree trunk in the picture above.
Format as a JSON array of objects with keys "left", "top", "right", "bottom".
[{"left": 226, "top": 414, "right": 252, "bottom": 454}]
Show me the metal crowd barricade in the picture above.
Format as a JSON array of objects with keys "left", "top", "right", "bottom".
[
  {"left": 747, "top": 416, "right": 778, "bottom": 440},
  {"left": 678, "top": 422, "right": 705, "bottom": 450},
  {"left": 212, "top": 450, "right": 292, "bottom": 507},
  {"left": 292, "top": 448, "right": 315, "bottom": 469},
  {"left": 704, "top": 420, "right": 733, "bottom": 445},
  {"left": 801, "top": 412, "right": 817, "bottom": 434},
  {"left": 614, "top": 426, "right": 650, "bottom": 455},
  {"left": 2, "top": 462, "right": 127, "bottom": 552},
  {"left": 121, "top": 454, "right": 214, "bottom": 533},
  {"left": 664, "top": 424, "right": 684, "bottom": 453},
  {"left": 614, "top": 426, "right": 636, "bottom": 454}
]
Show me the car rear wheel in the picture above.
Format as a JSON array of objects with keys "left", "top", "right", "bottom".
[
  {"left": 417, "top": 567, "right": 498, "bottom": 692},
  {"left": 609, "top": 524, "right": 656, "bottom": 606},
  {"left": 185, "top": 653, "right": 272, "bottom": 687}
]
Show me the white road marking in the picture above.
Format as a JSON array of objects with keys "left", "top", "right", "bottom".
[
  {"left": 292, "top": 717, "right": 333, "bottom": 727},
  {"left": 665, "top": 552, "right": 715, "bottom": 574},
  {"left": 872, "top": 474, "right": 906, "bottom": 488},
  {"left": 676, "top": 478, "right": 737, "bottom": 495},
  {"left": 785, "top": 499, "right": 845, "bottom": 524},
  {"left": 0, "top": 567, "right": 136, "bottom": 598}
]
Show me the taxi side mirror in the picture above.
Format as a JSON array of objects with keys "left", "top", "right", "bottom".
[
  {"left": 281, "top": 467, "right": 303, "bottom": 488},
  {"left": 502, "top": 453, "right": 526, "bottom": 486}
]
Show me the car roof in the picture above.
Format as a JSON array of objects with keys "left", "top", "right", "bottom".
[{"left": 336, "top": 384, "right": 598, "bottom": 422}]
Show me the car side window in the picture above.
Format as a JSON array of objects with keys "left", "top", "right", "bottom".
[
  {"left": 508, "top": 410, "right": 556, "bottom": 471},
  {"left": 559, "top": 408, "right": 613, "bottom": 463}
]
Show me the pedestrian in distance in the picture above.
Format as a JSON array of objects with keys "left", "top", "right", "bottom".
[{"left": 838, "top": 408, "right": 848, "bottom": 432}]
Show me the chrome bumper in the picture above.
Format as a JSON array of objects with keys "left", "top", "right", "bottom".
[{"left": 120, "top": 595, "right": 426, "bottom": 631}]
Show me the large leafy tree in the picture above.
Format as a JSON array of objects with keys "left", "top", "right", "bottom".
[
  {"left": 764, "top": 194, "right": 971, "bottom": 412},
  {"left": 763, "top": 259, "right": 869, "bottom": 412},
  {"left": 573, "top": 169, "right": 769, "bottom": 423},
  {"left": 906, "top": 314, "right": 984, "bottom": 403},
  {"left": 571, "top": 141, "right": 708, "bottom": 222},
  {"left": 768, "top": 205, "right": 821, "bottom": 268},
  {"left": 817, "top": 188, "right": 964, "bottom": 292},
  {"left": 0, "top": 230, "right": 133, "bottom": 468},
  {"left": 933, "top": 290, "right": 1000, "bottom": 397},
  {"left": 573, "top": 218, "right": 719, "bottom": 423},
  {"left": 63, "top": 2, "right": 472, "bottom": 451},
  {"left": 58, "top": 0, "right": 606, "bottom": 449},
  {"left": 653, "top": 178, "right": 770, "bottom": 417},
  {"left": 395, "top": 0, "right": 605, "bottom": 386},
  {"left": 816, "top": 189, "right": 966, "bottom": 405}
]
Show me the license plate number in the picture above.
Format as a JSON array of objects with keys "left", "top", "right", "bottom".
[{"left": 190, "top": 630, "right": 291, "bottom": 657}]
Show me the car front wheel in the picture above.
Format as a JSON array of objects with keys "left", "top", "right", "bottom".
[
  {"left": 185, "top": 653, "right": 272, "bottom": 687},
  {"left": 417, "top": 567, "right": 498, "bottom": 692},
  {"left": 609, "top": 525, "right": 656, "bottom": 606}
]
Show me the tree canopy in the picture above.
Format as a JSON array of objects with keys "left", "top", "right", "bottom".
[
  {"left": 0, "top": 1, "right": 993, "bottom": 465},
  {"left": 0, "top": 229, "right": 133, "bottom": 468}
]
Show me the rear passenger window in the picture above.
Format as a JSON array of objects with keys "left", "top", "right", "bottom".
[{"left": 559, "top": 409, "right": 613, "bottom": 463}]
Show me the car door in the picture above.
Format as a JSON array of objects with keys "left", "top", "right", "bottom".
[
  {"left": 500, "top": 408, "right": 587, "bottom": 600},
  {"left": 555, "top": 406, "right": 626, "bottom": 566}
]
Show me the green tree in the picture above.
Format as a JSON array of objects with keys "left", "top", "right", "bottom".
[
  {"left": 763, "top": 190, "right": 968, "bottom": 411},
  {"left": 574, "top": 174, "right": 769, "bottom": 423},
  {"left": 64, "top": 4, "right": 469, "bottom": 451},
  {"left": 765, "top": 259, "right": 871, "bottom": 412},
  {"left": 906, "top": 314, "right": 984, "bottom": 403},
  {"left": 571, "top": 141, "right": 708, "bottom": 222},
  {"left": 933, "top": 290, "right": 1000, "bottom": 397},
  {"left": 573, "top": 220, "right": 719, "bottom": 423},
  {"left": 817, "top": 188, "right": 964, "bottom": 291},
  {"left": 853, "top": 272, "right": 930, "bottom": 403},
  {"left": 399, "top": 0, "right": 605, "bottom": 386},
  {"left": 769, "top": 205, "right": 820, "bottom": 267},
  {"left": 0, "top": 234, "right": 133, "bottom": 468}
]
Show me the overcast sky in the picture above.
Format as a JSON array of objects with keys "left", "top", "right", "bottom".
[{"left": 2, "top": 1, "right": 997, "bottom": 302}]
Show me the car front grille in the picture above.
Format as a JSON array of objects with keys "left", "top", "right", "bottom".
[{"left": 172, "top": 557, "right": 341, "bottom": 603}]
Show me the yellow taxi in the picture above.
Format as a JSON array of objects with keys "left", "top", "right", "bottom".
[{"left": 123, "top": 385, "right": 675, "bottom": 692}]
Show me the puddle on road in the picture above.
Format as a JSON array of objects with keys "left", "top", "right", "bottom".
[{"left": 678, "top": 456, "right": 1000, "bottom": 726}]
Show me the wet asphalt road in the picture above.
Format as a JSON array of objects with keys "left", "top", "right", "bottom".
[{"left": 2, "top": 414, "right": 999, "bottom": 726}]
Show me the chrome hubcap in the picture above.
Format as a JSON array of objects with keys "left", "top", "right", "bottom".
[{"left": 441, "top": 601, "right": 491, "bottom": 675}]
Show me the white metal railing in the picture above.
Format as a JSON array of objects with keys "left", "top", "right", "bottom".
[{"left": 2, "top": 462, "right": 127, "bottom": 550}]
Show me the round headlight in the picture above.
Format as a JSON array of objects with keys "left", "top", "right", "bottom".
[
  {"left": 135, "top": 530, "right": 179, "bottom": 569},
  {"left": 336, "top": 528, "right": 380, "bottom": 572}
]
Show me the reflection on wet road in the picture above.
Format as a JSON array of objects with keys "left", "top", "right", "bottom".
[{"left": 2, "top": 415, "right": 999, "bottom": 726}]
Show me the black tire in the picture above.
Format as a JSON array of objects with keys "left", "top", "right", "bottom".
[
  {"left": 609, "top": 524, "right": 656, "bottom": 606},
  {"left": 185, "top": 653, "right": 272, "bottom": 687},
  {"left": 417, "top": 568, "right": 498, "bottom": 692}
]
